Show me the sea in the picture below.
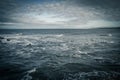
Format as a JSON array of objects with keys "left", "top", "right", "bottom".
[{"left": 0, "top": 29, "right": 120, "bottom": 80}]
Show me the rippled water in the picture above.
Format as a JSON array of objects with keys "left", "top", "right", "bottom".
[{"left": 0, "top": 29, "right": 120, "bottom": 80}]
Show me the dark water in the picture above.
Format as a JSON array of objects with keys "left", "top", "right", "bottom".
[{"left": 0, "top": 29, "right": 120, "bottom": 80}]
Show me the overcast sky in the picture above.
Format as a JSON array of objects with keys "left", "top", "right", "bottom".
[{"left": 0, "top": 0, "right": 120, "bottom": 29}]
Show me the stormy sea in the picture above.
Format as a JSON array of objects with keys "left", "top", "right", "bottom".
[{"left": 0, "top": 29, "right": 120, "bottom": 80}]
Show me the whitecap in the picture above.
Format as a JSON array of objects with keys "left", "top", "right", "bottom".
[
  {"left": 21, "top": 74, "right": 32, "bottom": 80},
  {"left": 61, "top": 43, "right": 69, "bottom": 51},
  {"left": 28, "top": 68, "right": 36, "bottom": 73},
  {"left": 72, "top": 54, "right": 81, "bottom": 58},
  {"left": 77, "top": 50, "right": 88, "bottom": 55},
  {"left": 16, "top": 33, "right": 23, "bottom": 36},
  {"left": 109, "top": 41, "right": 114, "bottom": 43},
  {"left": 24, "top": 40, "right": 34, "bottom": 46},
  {"left": 55, "top": 34, "right": 64, "bottom": 37},
  {"left": 108, "top": 33, "right": 112, "bottom": 37},
  {"left": 15, "top": 50, "right": 32, "bottom": 58}
]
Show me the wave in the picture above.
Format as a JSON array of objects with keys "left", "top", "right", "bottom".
[
  {"left": 20, "top": 63, "right": 120, "bottom": 80},
  {"left": 0, "top": 31, "right": 119, "bottom": 80}
]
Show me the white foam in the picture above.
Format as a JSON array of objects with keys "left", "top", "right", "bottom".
[
  {"left": 21, "top": 68, "right": 36, "bottom": 80},
  {"left": 28, "top": 68, "right": 36, "bottom": 73},
  {"left": 41, "top": 38, "right": 63, "bottom": 42},
  {"left": 61, "top": 43, "right": 69, "bottom": 51},
  {"left": 93, "top": 57, "right": 104, "bottom": 60},
  {"left": 21, "top": 74, "right": 32, "bottom": 80},
  {"left": 16, "top": 50, "right": 32, "bottom": 58},
  {"left": 1, "top": 39, "right": 8, "bottom": 43},
  {"left": 63, "top": 71, "right": 117, "bottom": 80},
  {"left": 77, "top": 50, "right": 88, "bottom": 55},
  {"left": 24, "top": 40, "right": 34, "bottom": 46},
  {"left": 55, "top": 34, "right": 64, "bottom": 37},
  {"left": 72, "top": 54, "right": 81, "bottom": 58},
  {"left": 109, "top": 41, "right": 114, "bottom": 43},
  {"left": 16, "top": 33, "right": 23, "bottom": 36},
  {"left": 108, "top": 33, "right": 112, "bottom": 37}
]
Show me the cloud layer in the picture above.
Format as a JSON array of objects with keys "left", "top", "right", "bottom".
[{"left": 0, "top": 0, "right": 120, "bottom": 29}]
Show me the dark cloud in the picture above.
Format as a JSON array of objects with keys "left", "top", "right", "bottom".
[
  {"left": 0, "top": 0, "right": 120, "bottom": 28},
  {"left": 0, "top": 0, "right": 58, "bottom": 22},
  {"left": 0, "top": 0, "right": 19, "bottom": 22},
  {"left": 68, "top": 0, "right": 120, "bottom": 21},
  {"left": 73, "top": 0, "right": 120, "bottom": 8}
]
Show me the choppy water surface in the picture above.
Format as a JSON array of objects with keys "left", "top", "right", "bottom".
[{"left": 0, "top": 29, "right": 120, "bottom": 80}]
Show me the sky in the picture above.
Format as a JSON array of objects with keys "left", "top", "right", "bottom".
[{"left": 0, "top": 0, "right": 120, "bottom": 29}]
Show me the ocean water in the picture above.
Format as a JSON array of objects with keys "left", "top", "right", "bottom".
[{"left": 0, "top": 29, "right": 120, "bottom": 80}]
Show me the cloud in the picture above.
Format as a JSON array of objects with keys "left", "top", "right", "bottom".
[
  {"left": 9, "top": 2, "right": 104, "bottom": 26},
  {"left": 1, "top": 20, "right": 120, "bottom": 29},
  {"left": 72, "top": 20, "right": 120, "bottom": 29},
  {"left": 0, "top": 0, "right": 120, "bottom": 29}
]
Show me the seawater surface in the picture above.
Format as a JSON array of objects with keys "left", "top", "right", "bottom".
[{"left": 0, "top": 29, "right": 120, "bottom": 80}]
